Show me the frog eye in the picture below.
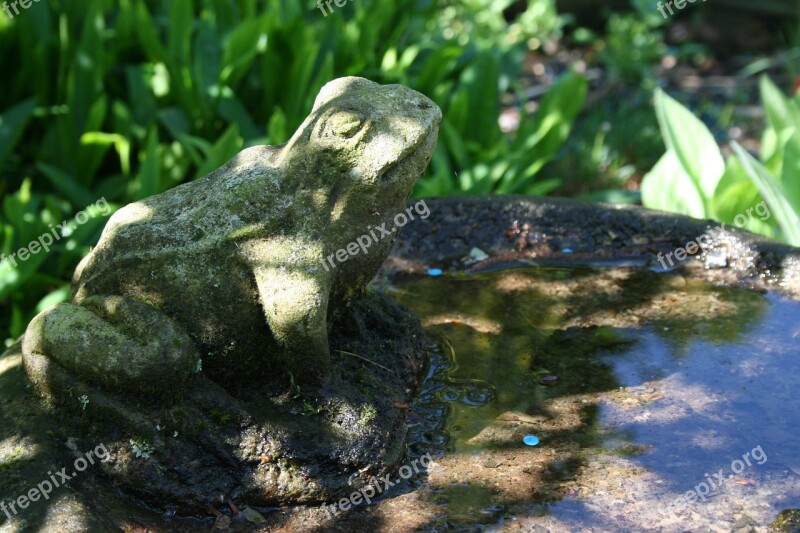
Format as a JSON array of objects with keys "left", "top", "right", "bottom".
[{"left": 328, "top": 111, "right": 365, "bottom": 138}]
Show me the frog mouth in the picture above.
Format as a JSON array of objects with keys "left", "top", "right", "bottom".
[
  {"left": 379, "top": 129, "right": 436, "bottom": 185},
  {"left": 381, "top": 156, "right": 410, "bottom": 184}
]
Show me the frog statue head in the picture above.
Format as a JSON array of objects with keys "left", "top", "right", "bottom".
[{"left": 285, "top": 76, "right": 440, "bottom": 209}]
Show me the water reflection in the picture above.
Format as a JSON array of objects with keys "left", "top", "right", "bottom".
[{"left": 393, "top": 266, "right": 800, "bottom": 530}]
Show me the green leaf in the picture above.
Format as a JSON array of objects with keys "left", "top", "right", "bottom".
[
  {"left": 654, "top": 89, "right": 724, "bottom": 206},
  {"left": 413, "top": 144, "right": 453, "bottom": 197},
  {"left": 0, "top": 99, "right": 36, "bottom": 166},
  {"left": 69, "top": 5, "right": 106, "bottom": 163},
  {"left": 35, "top": 285, "right": 71, "bottom": 313},
  {"left": 61, "top": 211, "right": 109, "bottom": 251},
  {"left": 413, "top": 45, "right": 463, "bottom": 94},
  {"left": 760, "top": 125, "right": 796, "bottom": 173},
  {"left": 169, "top": 0, "right": 194, "bottom": 67},
  {"left": 712, "top": 156, "right": 762, "bottom": 226},
  {"left": 193, "top": 20, "right": 222, "bottom": 112},
  {"left": 36, "top": 163, "right": 95, "bottom": 207},
  {"left": 125, "top": 65, "right": 159, "bottom": 127},
  {"left": 513, "top": 72, "right": 587, "bottom": 153},
  {"left": 759, "top": 75, "right": 800, "bottom": 135},
  {"left": 221, "top": 17, "right": 265, "bottom": 87},
  {"left": 641, "top": 150, "right": 706, "bottom": 218},
  {"left": 445, "top": 87, "right": 470, "bottom": 147},
  {"left": 462, "top": 53, "right": 500, "bottom": 147},
  {"left": 267, "top": 108, "right": 289, "bottom": 145},
  {"left": 217, "top": 89, "right": 260, "bottom": 140},
  {"left": 441, "top": 118, "right": 470, "bottom": 171},
  {"left": 196, "top": 124, "right": 242, "bottom": 179},
  {"left": 732, "top": 141, "right": 800, "bottom": 246},
  {"left": 81, "top": 132, "right": 132, "bottom": 177},
  {"left": 3, "top": 180, "right": 37, "bottom": 239},
  {"left": 132, "top": 127, "right": 160, "bottom": 200},
  {"left": 134, "top": 0, "right": 169, "bottom": 62},
  {"left": 10, "top": 301, "right": 27, "bottom": 339},
  {"left": 781, "top": 130, "right": 800, "bottom": 210},
  {"left": 522, "top": 177, "right": 561, "bottom": 196},
  {"left": 0, "top": 243, "right": 48, "bottom": 300},
  {"left": 503, "top": 72, "right": 586, "bottom": 193},
  {"left": 158, "top": 107, "right": 214, "bottom": 167}
]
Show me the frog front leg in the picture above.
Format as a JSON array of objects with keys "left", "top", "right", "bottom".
[
  {"left": 252, "top": 265, "right": 332, "bottom": 387},
  {"left": 22, "top": 295, "right": 200, "bottom": 401}
]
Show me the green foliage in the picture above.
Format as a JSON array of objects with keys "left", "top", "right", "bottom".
[
  {"left": 540, "top": 87, "right": 663, "bottom": 202},
  {"left": 641, "top": 77, "right": 800, "bottom": 245},
  {"left": 630, "top": 0, "right": 670, "bottom": 28},
  {"left": 0, "top": 0, "right": 578, "bottom": 344},
  {"left": 435, "top": 0, "right": 565, "bottom": 49},
  {"left": 418, "top": 71, "right": 587, "bottom": 196},
  {"left": 587, "top": 0, "right": 714, "bottom": 91},
  {"left": 599, "top": 12, "right": 666, "bottom": 86},
  {"left": 0, "top": 179, "right": 110, "bottom": 341}
]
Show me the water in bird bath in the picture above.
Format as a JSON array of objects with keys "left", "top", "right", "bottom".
[{"left": 381, "top": 263, "right": 800, "bottom": 531}]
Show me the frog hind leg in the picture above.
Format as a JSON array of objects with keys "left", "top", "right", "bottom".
[{"left": 22, "top": 295, "right": 199, "bottom": 402}]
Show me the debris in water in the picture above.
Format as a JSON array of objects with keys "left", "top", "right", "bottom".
[
  {"left": 468, "top": 247, "right": 489, "bottom": 263},
  {"left": 242, "top": 507, "right": 267, "bottom": 523},
  {"left": 539, "top": 375, "right": 560, "bottom": 386}
]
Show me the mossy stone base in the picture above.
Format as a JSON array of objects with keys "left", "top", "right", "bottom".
[{"left": 6, "top": 292, "right": 426, "bottom": 515}]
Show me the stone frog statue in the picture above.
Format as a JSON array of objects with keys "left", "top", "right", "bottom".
[{"left": 23, "top": 77, "right": 441, "bottom": 401}]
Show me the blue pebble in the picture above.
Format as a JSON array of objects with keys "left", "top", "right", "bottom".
[
  {"left": 523, "top": 435, "right": 540, "bottom": 446},
  {"left": 562, "top": 248, "right": 573, "bottom": 254},
  {"left": 427, "top": 268, "right": 443, "bottom": 277}
]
